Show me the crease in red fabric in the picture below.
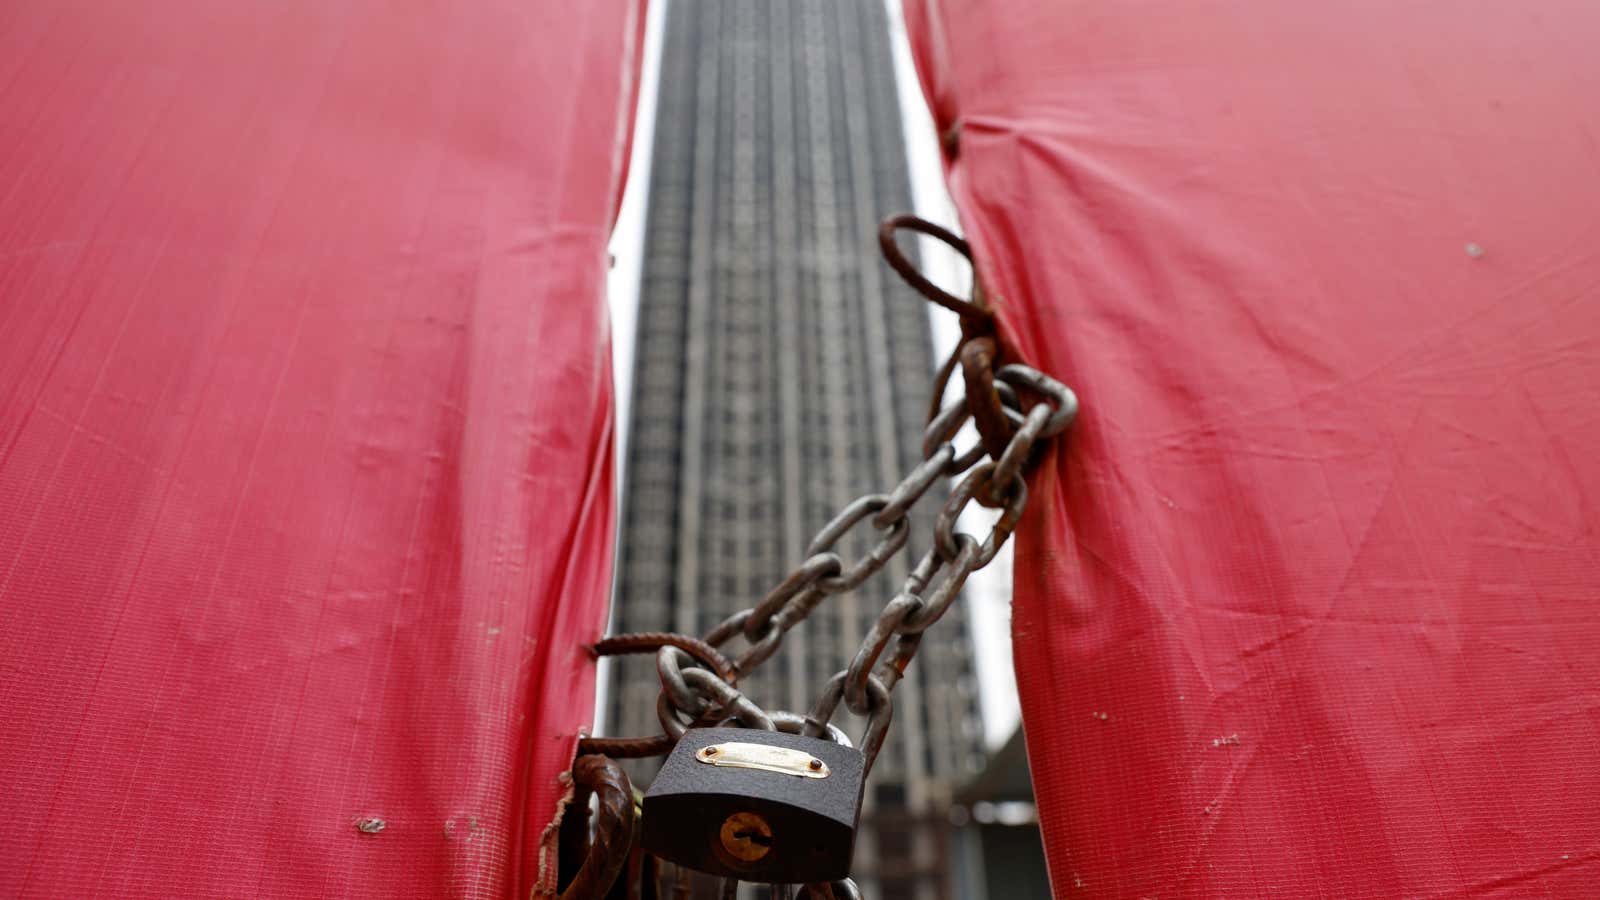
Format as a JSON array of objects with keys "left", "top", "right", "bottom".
[{"left": 905, "top": 0, "right": 1600, "bottom": 896}]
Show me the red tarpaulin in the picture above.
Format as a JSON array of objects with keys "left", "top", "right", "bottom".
[
  {"left": 905, "top": 0, "right": 1600, "bottom": 896},
  {"left": 0, "top": 1, "right": 641, "bottom": 896}
]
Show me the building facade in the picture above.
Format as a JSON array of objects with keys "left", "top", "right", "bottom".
[{"left": 606, "top": 1, "right": 984, "bottom": 896}]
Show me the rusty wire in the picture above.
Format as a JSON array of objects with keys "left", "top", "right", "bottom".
[{"left": 559, "top": 755, "right": 636, "bottom": 900}]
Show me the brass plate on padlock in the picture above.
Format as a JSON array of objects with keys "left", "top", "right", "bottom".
[{"left": 696, "top": 741, "right": 830, "bottom": 778}]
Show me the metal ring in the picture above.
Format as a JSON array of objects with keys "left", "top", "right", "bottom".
[
  {"left": 903, "top": 545, "right": 942, "bottom": 596},
  {"left": 682, "top": 668, "right": 774, "bottom": 731},
  {"left": 873, "top": 633, "right": 923, "bottom": 694},
  {"left": 806, "top": 494, "right": 892, "bottom": 556},
  {"left": 932, "top": 471, "right": 982, "bottom": 561},
  {"left": 732, "top": 616, "right": 787, "bottom": 674},
  {"left": 922, "top": 391, "right": 1023, "bottom": 475},
  {"left": 768, "top": 710, "right": 853, "bottom": 748},
  {"left": 995, "top": 379, "right": 1021, "bottom": 413},
  {"left": 856, "top": 677, "right": 895, "bottom": 774},
  {"left": 895, "top": 538, "right": 981, "bottom": 634},
  {"left": 922, "top": 396, "right": 968, "bottom": 460},
  {"left": 806, "top": 495, "right": 911, "bottom": 593},
  {"left": 654, "top": 698, "right": 725, "bottom": 743},
  {"left": 934, "top": 461, "right": 1027, "bottom": 567},
  {"left": 804, "top": 672, "right": 849, "bottom": 739},
  {"left": 843, "top": 593, "right": 923, "bottom": 714},
  {"left": 872, "top": 445, "right": 955, "bottom": 529},
  {"left": 804, "top": 671, "right": 891, "bottom": 770},
  {"left": 704, "top": 609, "right": 751, "bottom": 648},
  {"left": 996, "top": 363, "right": 1078, "bottom": 438},
  {"left": 877, "top": 214, "right": 989, "bottom": 328},
  {"left": 657, "top": 691, "right": 693, "bottom": 740},
  {"left": 990, "top": 402, "right": 1053, "bottom": 499},
  {"left": 657, "top": 647, "right": 711, "bottom": 718},
  {"left": 744, "top": 552, "right": 843, "bottom": 641},
  {"left": 820, "top": 518, "right": 907, "bottom": 593},
  {"left": 656, "top": 689, "right": 740, "bottom": 741},
  {"left": 705, "top": 609, "right": 787, "bottom": 679},
  {"left": 974, "top": 469, "right": 1027, "bottom": 568}
]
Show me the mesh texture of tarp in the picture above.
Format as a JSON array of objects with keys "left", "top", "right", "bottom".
[
  {"left": 0, "top": 1, "right": 643, "bottom": 895},
  {"left": 903, "top": 0, "right": 1600, "bottom": 896}
]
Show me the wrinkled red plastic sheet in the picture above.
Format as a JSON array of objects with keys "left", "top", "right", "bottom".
[
  {"left": 905, "top": 1, "right": 1600, "bottom": 896},
  {"left": 0, "top": 1, "right": 641, "bottom": 896}
]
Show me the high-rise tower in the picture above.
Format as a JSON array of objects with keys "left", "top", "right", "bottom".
[{"left": 607, "top": 2, "right": 983, "bottom": 896}]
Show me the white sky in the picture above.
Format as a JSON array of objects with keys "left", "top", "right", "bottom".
[{"left": 602, "top": 0, "right": 1021, "bottom": 751}]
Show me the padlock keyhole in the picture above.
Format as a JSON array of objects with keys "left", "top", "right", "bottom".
[{"left": 717, "top": 811, "right": 775, "bottom": 865}]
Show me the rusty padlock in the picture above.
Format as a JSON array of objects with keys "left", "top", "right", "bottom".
[{"left": 640, "top": 727, "right": 865, "bottom": 883}]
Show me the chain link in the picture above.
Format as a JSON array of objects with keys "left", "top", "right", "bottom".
[
  {"left": 582, "top": 209, "right": 1081, "bottom": 771},
  {"left": 574, "top": 214, "right": 1079, "bottom": 896}
]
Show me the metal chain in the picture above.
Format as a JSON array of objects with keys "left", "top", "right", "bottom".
[{"left": 569, "top": 214, "right": 1079, "bottom": 897}]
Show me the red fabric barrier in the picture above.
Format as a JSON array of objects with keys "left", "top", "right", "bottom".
[
  {"left": 904, "top": 1, "right": 1600, "bottom": 896},
  {"left": 0, "top": 1, "right": 641, "bottom": 896}
]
